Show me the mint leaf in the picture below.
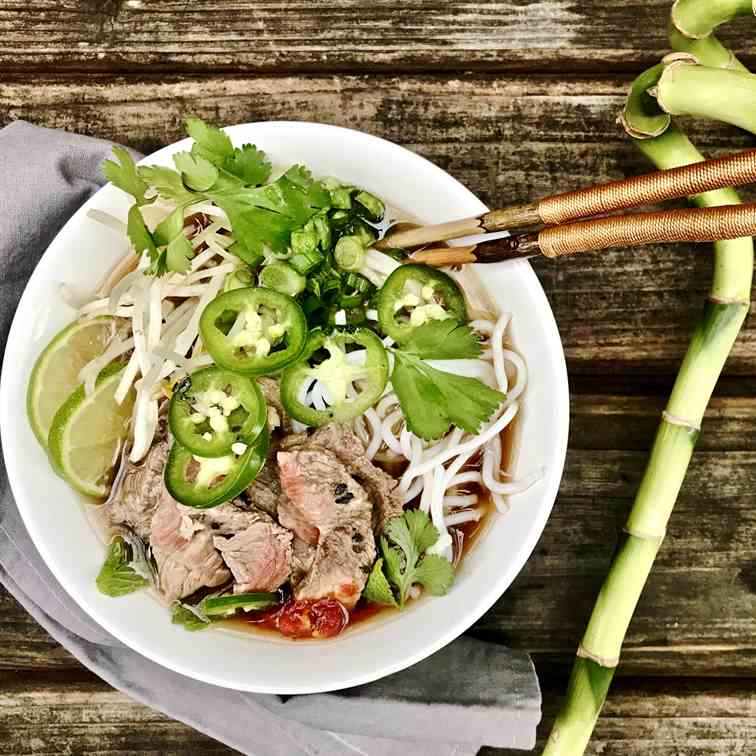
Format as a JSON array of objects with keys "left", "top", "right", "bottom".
[
  {"left": 413, "top": 554, "right": 455, "bottom": 597},
  {"left": 137, "top": 165, "right": 196, "bottom": 204},
  {"left": 223, "top": 143, "right": 272, "bottom": 185},
  {"left": 102, "top": 147, "right": 152, "bottom": 206},
  {"left": 166, "top": 233, "right": 194, "bottom": 274},
  {"left": 399, "top": 320, "right": 482, "bottom": 360},
  {"left": 96, "top": 537, "right": 149, "bottom": 597},
  {"left": 363, "top": 559, "right": 397, "bottom": 607},
  {"left": 173, "top": 151, "right": 219, "bottom": 192},
  {"left": 391, "top": 352, "right": 504, "bottom": 440},
  {"left": 186, "top": 117, "right": 234, "bottom": 165},
  {"left": 171, "top": 602, "right": 211, "bottom": 631}
]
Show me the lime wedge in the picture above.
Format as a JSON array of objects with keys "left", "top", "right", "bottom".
[
  {"left": 48, "top": 365, "right": 135, "bottom": 498},
  {"left": 27, "top": 317, "right": 116, "bottom": 448}
]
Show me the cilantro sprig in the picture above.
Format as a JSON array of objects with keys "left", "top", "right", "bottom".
[
  {"left": 103, "top": 118, "right": 328, "bottom": 274},
  {"left": 388, "top": 320, "right": 505, "bottom": 441},
  {"left": 364, "top": 509, "right": 455, "bottom": 607}
]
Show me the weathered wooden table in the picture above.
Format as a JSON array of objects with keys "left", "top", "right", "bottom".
[{"left": 1, "top": 3, "right": 755, "bottom": 753}]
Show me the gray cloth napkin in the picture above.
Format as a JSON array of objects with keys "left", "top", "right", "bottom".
[{"left": 0, "top": 120, "right": 541, "bottom": 755}]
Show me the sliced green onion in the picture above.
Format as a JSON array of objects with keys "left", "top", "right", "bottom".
[
  {"left": 289, "top": 247, "right": 325, "bottom": 275},
  {"left": 334, "top": 235, "right": 366, "bottom": 271},
  {"left": 355, "top": 191, "right": 385, "bottom": 221},
  {"left": 290, "top": 225, "right": 319, "bottom": 257},
  {"left": 329, "top": 186, "right": 353, "bottom": 209},
  {"left": 343, "top": 272, "right": 371, "bottom": 293},
  {"left": 259, "top": 261, "right": 306, "bottom": 296},
  {"left": 223, "top": 266, "right": 255, "bottom": 292},
  {"left": 352, "top": 221, "right": 376, "bottom": 247}
]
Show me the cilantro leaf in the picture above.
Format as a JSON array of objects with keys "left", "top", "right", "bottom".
[
  {"left": 173, "top": 151, "right": 219, "bottom": 192},
  {"left": 166, "top": 233, "right": 194, "bottom": 274},
  {"left": 96, "top": 537, "right": 149, "bottom": 597},
  {"left": 137, "top": 165, "right": 196, "bottom": 204},
  {"left": 152, "top": 205, "right": 186, "bottom": 247},
  {"left": 391, "top": 352, "right": 504, "bottom": 440},
  {"left": 412, "top": 554, "right": 455, "bottom": 597},
  {"left": 399, "top": 320, "right": 482, "bottom": 360},
  {"left": 186, "top": 117, "right": 234, "bottom": 165},
  {"left": 391, "top": 355, "right": 449, "bottom": 440},
  {"left": 403, "top": 507, "right": 440, "bottom": 554},
  {"left": 127, "top": 205, "right": 159, "bottom": 261},
  {"left": 102, "top": 147, "right": 152, "bottom": 206},
  {"left": 171, "top": 602, "right": 211, "bottom": 631},
  {"left": 366, "top": 509, "right": 455, "bottom": 607},
  {"left": 212, "top": 198, "right": 294, "bottom": 257},
  {"left": 363, "top": 558, "right": 397, "bottom": 607},
  {"left": 223, "top": 143, "right": 272, "bottom": 185}
]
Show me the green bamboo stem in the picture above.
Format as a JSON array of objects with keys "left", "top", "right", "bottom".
[
  {"left": 669, "top": 0, "right": 752, "bottom": 70},
  {"left": 656, "top": 62, "right": 756, "bottom": 134},
  {"left": 543, "top": 57, "right": 754, "bottom": 756},
  {"left": 671, "top": 0, "right": 753, "bottom": 39}
]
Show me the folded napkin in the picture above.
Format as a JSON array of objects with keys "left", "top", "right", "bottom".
[{"left": 0, "top": 120, "right": 541, "bottom": 755}]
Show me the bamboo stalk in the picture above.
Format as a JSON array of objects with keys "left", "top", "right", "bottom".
[
  {"left": 543, "top": 16, "right": 754, "bottom": 753},
  {"left": 671, "top": 0, "right": 754, "bottom": 39}
]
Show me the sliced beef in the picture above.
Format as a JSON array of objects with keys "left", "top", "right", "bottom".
[
  {"left": 244, "top": 447, "right": 281, "bottom": 518},
  {"left": 188, "top": 498, "right": 264, "bottom": 535},
  {"left": 150, "top": 494, "right": 231, "bottom": 602},
  {"left": 291, "top": 536, "right": 316, "bottom": 582},
  {"left": 278, "top": 449, "right": 372, "bottom": 545},
  {"left": 281, "top": 423, "right": 404, "bottom": 533},
  {"left": 214, "top": 520, "right": 293, "bottom": 593},
  {"left": 294, "top": 524, "right": 375, "bottom": 609},
  {"left": 105, "top": 435, "right": 169, "bottom": 540},
  {"left": 278, "top": 448, "right": 376, "bottom": 609}
]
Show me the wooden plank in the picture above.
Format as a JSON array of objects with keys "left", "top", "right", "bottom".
[
  {"left": 0, "top": 1, "right": 754, "bottom": 74},
  {"left": 2, "top": 672, "right": 755, "bottom": 756},
  {"left": 1, "top": 74, "right": 754, "bottom": 376},
  {"left": 2, "top": 395, "right": 755, "bottom": 675},
  {"left": 488, "top": 676, "right": 756, "bottom": 756},
  {"left": 0, "top": 672, "right": 233, "bottom": 754}
]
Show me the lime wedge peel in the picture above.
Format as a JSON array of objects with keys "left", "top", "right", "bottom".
[
  {"left": 48, "top": 365, "right": 135, "bottom": 498},
  {"left": 27, "top": 317, "right": 116, "bottom": 448}
]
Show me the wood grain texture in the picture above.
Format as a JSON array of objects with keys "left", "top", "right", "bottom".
[
  {"left": 487, "top": 677, "right": 756, "bottom": 756},
  {"left": 0, "top": 1, "right": 754, "bottom": 74},
  {"left": 3, "top": 673, "right": 755, "bottom": 756},
  {"left": 0, "top": 673, "right": 233, "bottom": 754},
  {"left": 1, "top": 73, "right": 754, "bottom": 376}
]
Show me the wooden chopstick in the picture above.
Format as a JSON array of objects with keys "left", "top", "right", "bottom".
[{"left": 383, "top": 149, "right": 756, "bottom": 251}]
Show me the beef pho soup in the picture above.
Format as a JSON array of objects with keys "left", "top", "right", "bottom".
[{"left": 27, "top": 119, "right": 540, "bottom": 640}]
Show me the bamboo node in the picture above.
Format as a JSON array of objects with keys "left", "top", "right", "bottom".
[
  {"left": 669, "top": 0, "right": 706, "bottom": 40},
  {"left": 616, "top": 110, "right": 668, "bottom": 140},
  {"left": 708, "top": 294, "right": 751, "bottom": 305},
  {"left": 662, "top": 410, "right": 701, "bottom": 432},
  {"left": 577, "top": 644, "right": 620, "bottom": 669},
  {"left": 623, "top": 525, "right": 666, "bottom": 543}
]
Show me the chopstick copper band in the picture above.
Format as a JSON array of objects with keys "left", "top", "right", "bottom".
[
  {"left": 539, "top": 202, "right": 756, "bottom": 258},
  {"left": 536, "top": 148, "right": 756, "bottom": 226}
]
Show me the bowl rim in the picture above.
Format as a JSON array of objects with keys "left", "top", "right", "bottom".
[{"left": 0, "top": 120, "right": 569, "bottom": 693}]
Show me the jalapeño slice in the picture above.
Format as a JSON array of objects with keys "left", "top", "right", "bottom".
[
  {"left": 165, "top": 426, "right": 269, "bottom": 509},
  {"left": 199, "top": 287, "right": 307, "bottom": 376},
  {"left": 280, "top": 327, "right": 389, "bottom": 427},
  {"left": 169, "top": 367, "right": 266, "bottom": 458},
  {"left": 377, "top": 264, "right": 467, "bottom": 344}
]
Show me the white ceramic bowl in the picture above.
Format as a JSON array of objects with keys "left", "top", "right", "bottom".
[{"left": 0, "top": 122, "right": 568, "bottom": 693}]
